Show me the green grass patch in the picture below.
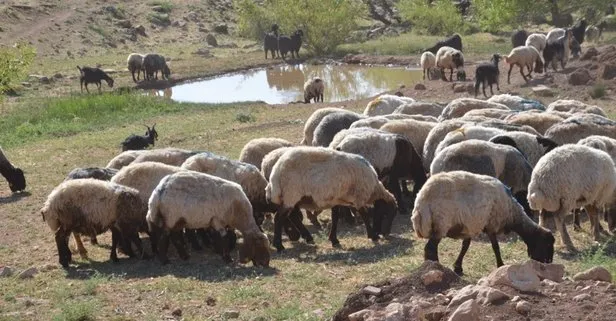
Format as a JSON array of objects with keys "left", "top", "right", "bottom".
[
  {"left": 87, "top": 25, "right": 109, "bottom": 39},
  {"left": 148, "top": 12, "right": 171, "bottom": 26},
  {"left": 590, "top": 83, "right": 607, "bottom": 99},
  {"left": 149, "top": 1, "right": 173, "bottom": 13},
  {"left": 51, "top": 299, "right": 98, "bottom": 321}
]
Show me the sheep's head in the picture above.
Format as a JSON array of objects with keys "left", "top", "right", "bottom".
[
  {"left": 239, "top": 232, "right": 271, "bottom": 267},
  {"left": 162, "top": 64, "right": 171, "bottom": 79},
  {"left": 526, "top": 227, "right": 555, "bottom": 264},
  {"left": 7, "top": 167, "right": 26, "bottom": 192},
  {"left": 105, "top": 77, "right": 114, "bottom": 88}
]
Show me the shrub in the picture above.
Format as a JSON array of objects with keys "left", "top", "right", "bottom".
[
  {"left": 398, "top": 0, "right": 467, "bottom": 35},
  {"left": 471, "top": 0, "right": 523, "bottom": 33},
  {"left": 0, "top": 43, "right": 36, "bottom": 95},
  {"left": 149, "top": 0, "right": 173, "bottom": 13},
  {"left": 236, "top": 112, "right": 256, "bottom": 123},
  {"left": 590, "top": 83, "right": 606, "bottom": 99},
  {"left": 148, "top": 12, "right": 171, "bottom": 26}
]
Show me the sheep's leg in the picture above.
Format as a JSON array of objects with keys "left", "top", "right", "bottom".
[
  {"left": 449, "top": 68, "right": 454, "bottom": 82},
  {"left": 423, "top": 68, "right": 426, "bottom": 80},
  {"left": 496, "top": 79, "right": 500, "bottom": 91},
  {"left": 306, "top": 210, "right": 322, "bottom": 229},
  {"left": 453, "top": 238, "right": 471, "bottom": 276},
  {"left": 440, "top": 68, "right": 447, "bottom": 81},
  {"left": 109, "top": 226, "right": 121, "bottom": 263},
  {"left": 606, "top": 206, "right": 616, "bottom": 232},
  {"left": 131, "top": 71, "right": 137, "bottom": 83},
  {"left": 72, "top": 232, "right": 88, "bottom": 259},
  {"left": 283, "top": 218, "right": 301, "bottom": 241},
  {"left": 401, "top": 180, "right": 412, "bottom": 197},
  {"left": 507, "top": 64, "right": 514, "bottom": 84},
  {"left": 289, "top": 207, "right": 314, "bottom": 244},
  {"left": 573, "top": 208, "right": 583, "bottom": 231},
  {"left": 213, "top": 231, "right": 232, "bottom": 263},
  {"left": 56, "top": 229, "right": 72, "bottom": 268},
  {"left": 424, "top": 238, "right": 440, "bottom": 262},
  {"left": 329, "top": 206, "right": 342, "bottom": 247},
  {"left": 90, "top": 235, "right": 98, "bottom": 245},
  {"left": 487, "top": 233, "right": 505, "bottom": 267},
  {"left": 553, "top": 211, "right": 576, "bottom": 252},
  {"left": 358, "top": 207, "right": 379, "bottom": 242},
  {"left": 519, "top": 65, "right": 528, "bottom": 82},
  {"left": 171, "top": 231, "right": 190, "bottom": 260},
  {"left": 273, "top": 207, "right": 292, "bottom": 252},
  {"left": 157, "top": 230, "right": 171, "bottom": 264},
  {"left": 585, "top": 205, "right": 604, "bottom": 242},
  {"left": 127, "top": 230, "right": 146, "bottom": 259},
  {"left": 184, "top": 228, "right": 203, "bottom": 251},
  {"left": 387, "top": 175, "right": 407, "bottom": 215}
]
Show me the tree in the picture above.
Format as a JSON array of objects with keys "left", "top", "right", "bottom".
[
  {"left": 0, "top": 43, "right": 36, "bottom": 95},
  {"left": 398, "top": 0, "right": 467, "bottom": 35}
]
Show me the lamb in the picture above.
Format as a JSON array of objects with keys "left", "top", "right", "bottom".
[
  {"left": 146, "top": 171, "right": 271, "bottom": 266},
  {"left": 120, "top": 124, "right": 158, "bottom": 151},
  {"left": 301, "top": 107, "right": 351, "bottom": 145},
  {"left": 527, "top": 144, "right": 616, "bottom": 251},
  {"left": 131, "top": 148, "right": 200, "bottom": 167},
  {"left": 393, "top": 102, "right": 443, "bottom": 118},
  {"left": 511, "top": 30, "right": 529, "bottom": 47},
  {"left": 312, "top": 111, "right": 365, "bottom": 147},
  {"left": 379, "top": 119, "right": 436, "bottom": 157},
  {"left": 525, "top": 33, "right": 547, "bottom": 52},
  {"left": 544, "top": 114, "right": 616, "bottom": 145},
  {"left": 543, "top": 29, "right": 573, "bottom": 72},
  {"left": 364, "top": 94, "right": 415, "bottom": 116},
  {"left": 435, "top": 46, "right": 465, "bottom": 82},
  {"left": 126, "top": 53, "right": 145, "bottom": 82},
  {"left": 504, "top": 111, "right": 565, "bottom": 134},
  {"left": 439, "top": 98, "right": 510, "bottom": 121},
  {"left": 263, "top": 29, "right": 279, "bottom": 59},
  {"left": 266, "top": 147, "right": 398, "bottom": 250},
  {"left": 238, "top": 137, "right": 294, "bottom": 170},
  {"left": 40, "top": 179, "right": 147, "bottom": 267},
  {"left": 504, "top": 46, "right": 544, "bottom": 84},
  {"left": 278, "top": 29, "right": 303, "bottom": 59},
  {"left": 420, "top": 51, "right": 436, "bottom": 80},
  {"left": 412, "top": 171, "right": 554, "bottom": 275},
  {"left": 424, "top": 34, "right": 463, "bottom": 54},
  {"left": 489, "top": 132, "right": 558, "bottom": 168},
  {"left": 546, "top": 100, "right": 607, "bottom": 117},
  {"left": 106, "top": 150, "right": 149, "bottom": 169},
  {"left": 142, "top": 53, "right": 170, "bottom": 81},
  {"left": 304, "top": 77, "right": 324, "bottom": 103},
  {"left": 474, "top": 53, "right": 502, "bottom": 97},
  {"left": 0, "top": 147, "right": 26, "bottom": 193},
  {"left": 434, "top": 125, "right": 506, "bottom": 157},
  {"left": 77, "top": 66, "right": 114, "bottom": 93},
  {"left": 487, "top": 94, "right": 546, "bottom": 111}
]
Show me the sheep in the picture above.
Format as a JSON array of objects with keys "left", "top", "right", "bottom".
[
  {"left": 489, "top": 132, "right": 558, "bottom": 168},
  {"left": 312, "top": 111, "right": 365, "bottom": 147},
  {"left": 304, "top": 77, "right": 324, "bottom": 103},
  {"left": 412, "top": 171, "right": 555, "bottom": 275},
  {"left": 462, "top": 108, "right": 514, "bottom": 120},
  {"left": 528, "top": 144, "right": 616, "bottom": 251},
  {"left": 0, "top": 147, "right": 26, "bottom": 193},
  {"left": 263, "top": 30, "right": 279, "bottom": 59},
  {"left": 420, "top": 51, "right": 436, "bottom": 80},
  {"left": 570, "top": 37, "right": 582, "bottom": 58},
  {"left": 546, "top": 100, "right": 607, "bottom": 117},
  {"left": 424, "top": 34, "right": 463, "bottom": 54},
  {"left": 546, "top": 28, "right": 566, "bottom": 43},
  {"left": 422, "top": 119, "right": 471, "bottom": 171},
  {"left": 474, "top": 53, "right": 502, "bottom": 97},
  {"left": 439, "top": 98, "right": 510, "bottom": 121},
  {"left": 301, "top": 107, "right": 351, "bottom": 145},
  {"left": 475, "top": 120, "right": 541, "bottom": 135},
  {"left": 40, "top": 179, "right": 147, "bottom": 267},
  {"left": 544, "top": 114, "right": 616, "bottom": 145},
  {"left": 434, "top": 125, "right": 506, "bottom": 157},
  {"left": 511, "top": 30, "right": 529, "bottom": 47},
  {"left": 585, "top": 25, "right": 601, "bottom": 42},
  {"left": 349, "top": 114, "right": 419, "bottom": 130},
  {"left": 364, "top": 94, "right": 415, "bottom": 116},
  {"left": 266, "top": 146, "right": 398, "bottom": 250},
  {"left": 504, "top": 46, "right": 544, "bottom": 84},
  {"left": 146, "top": 171, "right": 271, "bottom": 266},
  {"left": 143, "top": 53, "right": 170, "bottom": 81},
  {"left": 131, "top": 148, "right": 200, "bottom": 167},
  {"left": 238, "top": 137, "right": 294, "bottom": 170},
  {"left": 435, "top": 46, "right": 465, "bottom": 82},
  {"left": 126, "top": 53, "right": 145, "bottom": 82},
  {"left": 278, "top": 29, "right": 303, "bottom": 59},
  {"left": 77, "top": 66, "right": 114, "bottom": 93},
  {"left": 525, "top": 33, "right": 547, "bottom": 52},
  {"left": 487, "top": 94, "right": 546, "bottom": 111},
  {"left": 120, "top": 124, "right": 158, "bottom": 151},
  {"left": 106, "top": 150, "right": 149, "bottom": 169},
  {"left": 504, "top": 111, "right": 565, "bottom": 134},
  {"left": 543, "top": 29, "right": 572, "bottom": 72},
  {"left": 379, "top": 119, "right": 436, "bottom": 157},
  {"left": 393, "top": 102, "right": 443, "bottom": 118}
]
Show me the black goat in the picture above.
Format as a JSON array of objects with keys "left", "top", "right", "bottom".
[
  {"left": 121, "top": 124, "right": 158, "bottom": 151},
  {"left": 474, "top": 54, "right": 502, "bottom": 98},
  {"left": 65, "top": 167, "right": 119, "bottom": 181},
  {"left": 264, "top": 32, "right": 279, "bottom": 59},
  {"left": 543, "top": 29, "right": 572, "bottom": 72},
  {"left": 511, "top": 30, "right": 529, "bottom": 47},
  {"left": 571, "top": 19, "right": 587, "bottom": 44},
  {"left": 424, "top": 34, "right": 463, "bottom": 54},
  {"left": 278, "top": 29, "right": 303, "bottom": 59},
  {"left": 0, "top": 147, "right": 26, "bottom": 193},
  {"left": 77, "top": 66, "right": 114, "bottom": 93}
]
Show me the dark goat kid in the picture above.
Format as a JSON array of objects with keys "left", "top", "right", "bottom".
[
  {"left": 121, "top": 124, "right": 158, "bottom": 151},
  {"left": 77, "top": 66, "right": 114, "bottom": 93},
  {"left": 0, "top": 147, "right": 26, "bottom": 193},
  {"left": 474, "top": 54, "right": 501, "bottom": 98},
  {"left": 511, "top": 30, "right": 529, "bottom": 47},
  {"left": 543, "top": 29, "right": 572, "bottom": 72},
  {"left": 278, "top": 29, "right": 303, "bottom": 59},
  {"left": 425, "top": 34, "right": 463, "bottom": 54},
  {"left": 571, "top": 19, "right": 587, "bottom": 44}
]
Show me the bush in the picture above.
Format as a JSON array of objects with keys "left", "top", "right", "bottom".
[
  {"left": 398, "top": 0, "right": 467, "bottom": 35},
  {"left": 236, "top": 112, "right": 256, "bottom": 123},
  {"left": 148, "top": 12, "right": 171, "bottom": 26},
  {"left": 0, "top": 43, "right": 36, "bottom": 95},
  {"left": 590, "top": 83, "right": 606, "bottom": 99},
  {"left": 471, "top": 0, "right": 523, "bottom": 33}
]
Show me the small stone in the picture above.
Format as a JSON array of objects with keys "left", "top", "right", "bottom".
[
  {"left": 205, "top": 296, "right": 216, "bottom": 306},
  {"left": 362, "top": 285, "right": 382, "bottom": 296},
  {"left": 434, "top": 293, "right": 450, "bottom": 305},
  {"left": 525, "top": 260, "right": 565, "bottom": 282},
  {"left": 214, "top": 24, "right": 228, "bottom": 34},
  {"left": 448, "top": 285, "right": 479, "bottom": 308},
  {"left": 422, "top": 270, "right": 444, "bottom": 286},
  {"left": 476, "top": 286, "right": 510, "bottom": 305},
  {"left": 573, "top": 293, "right": 591, "bottom": 302},
  {"left": 206, "top": 34, "right": 218, "bottom": 47},
  {"left": 222, "top": 310, "right": 240, "bottom": 319},
  {"left": 448, "top": 299, "right": 479, "bottom": 321},
  {"left": 573, "top": 266, "right": 613, "bottom": 282},
  {"left": 533, "top": 85, "right": 555, "bottom": 97},
  {"left": 515, "top": 300, "right": 532, "bottom": 315},
  {"left": 0, "top": 266, "right": 14, "bottom": 277},
  {"left": 485, "top": 263, "right": 540, "bottom": 292},
  {"left": 568, "top": 68, "right": 592, "bottom": 85},
  {"left": 38, "top": 264, "right": 58, "bottom": 272},
  {"left": 349, "top": 309, "right": 372, "bottom": 321},
  {"left": 414, "top": 83, "right": 426, "bottom": 90},
  {"left": 384, "top": 302, "right": 404, "bottom": 321},
  {"left": 18, "top": 267, "right": 38, "bottom": 279},
  {"left": 581, "top": 47, "right": 599, "bottom": 60},
  {"left": 601, "top": 64, "right": 616, "bottom": 80},
  {"left": 512, "top": 296, "right": 521, "bottom": 302},
  {"left": 171, "top": 308, "right": 182, "bottom": 317}
]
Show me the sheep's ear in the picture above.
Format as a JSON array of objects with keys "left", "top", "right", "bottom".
[{"left": 152, "top": 123, "right": 156, "bottom": 130}]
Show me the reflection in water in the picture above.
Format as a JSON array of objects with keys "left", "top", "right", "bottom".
[
  {"left": 170, "top": 64, "right": 423, "bottom": 104},
  {"left": 149, "top": 87, "right": 172, "bottom": 99}
]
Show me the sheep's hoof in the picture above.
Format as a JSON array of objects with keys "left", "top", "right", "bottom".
[
  {"left": 306, "top": 238, "right": 315, "bottom": 245},
  {"left": 454, "top": 266, "right": 464, "bottom": 276},
  {"left": 331, "top": 241, "right": 341, "bottom": 248},
  {"left": 573, "top": 224, "right": 582, "bottom": 232},
  {"left": 110, "top": 255, "right": 119, "bottom": 263}
]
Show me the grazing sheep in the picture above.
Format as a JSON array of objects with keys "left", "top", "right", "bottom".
[
  {"left": 528, "top": 144, "right": 616, "bottom": 251},
  {"left": 127, "top": 53, "right": 145, "bottom": 82},
  {"left": 40, "top": 179, "right": 147, "bottom": 267},
  {"left": 143, "top": 53, "right": 170, "bottom": 81},
  {"left": 131, "top": 148, "right": 199, "bottom": 167},
  {"left": 364, "top": 94, "right": 415, "bottom": 116},
  {"left": 422, "top": 119, "right": 471, "bottom": 171},
  {"left": 489, "top": 132, "right": 558, "bottom": 168},
  {"left": 278, "top": 29, "right": 303, "bottom": 59},
  {"left": 543, "top": 29, "right": 573, "bottom": 72},
  {"left": 266, "top": 147, "right": 398, "bottom": 250},
  {"left": 350, "top": 114, "right": 420, "bottom": 130},
  {"left": 301, "top": 107, "right": 350, "bottom": 145},
  {"left": 474, "top": 53, "right": 502, "bottom": 97},
  {"left": 525, "top": 33, "right": 547, "bottom": 52},
  {"left": 585, "top": 25, "right": 601, "bottom": 42},
  {"left": 393, "top": 102, "right": 443, "bottom": 118},
  {"left": 238, "top": 137, "right": 294, "bottom": 170},
  {"left": 106, "top": 150, "right": 149, "bottom": 169},
  {"left": 504, "top": 111, "right": 565, "bottom": 134},
  {"left": 476, "top": 120, "right": 541, "bottom": 135},
  {"left": 312, "top": 111, "right": 365, "bottom": 147},
  {"left": 544, "top": 114, "right": 616, "bottom": 145},
  {"left": 379, "top": 119, "right": 436, "bottom": 157},
  {"left": 511, "top": 30, "right": 529, "bottom": 47},
  {"left": 120, "top": 124, "right": 158, "bottom": 151},
  {"left": 439, "top": 98, "right": 510, "bottom": 121},
  {"left": 546, "top": 100, "right": 607, "bottom": 117},
  {"left": 463, "top": 108, "right": 514, "bottom": 120},
  {"left": 424, "top": 34, "right": 463, "bottom": 54},
  {"left": 412, "top": 171, "right": 554, "bottom": 275},
  {"left": 487, "top": 94, "right": 546, "bottom": 111},
  {"left": 435, "top": 46, "right": 465, "bottom": 82},
  {"left": 304, "top": 77, "right": 325, "bottom": 103},
  {"left": 434, "top": 125, "right": 506, "bottom": 157},
  {"left": 504, "top": 46, "right": 544, "bottom": 84},
  {"left": 0, "top": 147, "right": 26, "bottom": 193},
  {"left": 147, "top": 171, "right": 271, "bottom": 266},
  {"left": 263, "top": 30, "right": 279, "bottom": 59},
  {"left": 420, "top": 51, "right": 436, "bottom": 80},
  {"left": 77, "top": 66, "right": 114, "bottom": 93}
]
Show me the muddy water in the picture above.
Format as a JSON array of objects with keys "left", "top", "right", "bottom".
[{"left": 167, "top": 64, "right": 423, "bottom": 104}]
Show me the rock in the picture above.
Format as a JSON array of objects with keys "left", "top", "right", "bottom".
[
  {"left": 151, "top": 5, "right": 165, "bottom": 12},
  {"left": 171, "top": 308, "right": 182, "bottom": 317},
  {"left": 568, "top": 68, "right": 592, "bottom": 85},
  {"left": 222, "top": 310, "right": 240, "bottom": 319},
  {"left": 115, "top": 19, "right": 131, "bottom": 28},
  {"left": 448, "top": 285, "right": 479, "bottom": 308},
  {"left": 453, "top": 83, "right": 467, "bottom": 93},
  {"left": 515, "top": 300, "right": 532, "bottom": 315},
  {"left": 573, "top": 266, "right": 613, "bottom": 282},
  {"left": 186, "top": 11, "right": 199, "bottom": 22},
  {"left": 206, "top": 34, "right": 218, "bottom": 47},
  {"left": 134, "top": 25, "right": 147, "bottom": 37},
  {"left": 384, "top": 302, "right": 404, "bottom": 321},
  {"left": 524, "top": 260, "right": 565, "bottom": 282},
  {"left": 214, "top": 24, "right": 228, "bottom": 34},
  {"left": 601, "top": 64, "right": 616, "bottom": 80},
  {"left": 18, "top": 267, "right": 38, "bottom": 279},
  {"left": 0, "top": 266, "right": 13, "bottom": 277},
  {"left": 448, "top": 299, "right": 479, "bottom": 321},
  {"left": 205, "top": 296, "right": 216, "bottom": 306},
  {"left": 53, "top": 73, "right": 63, "bottom": 79},
  {"left": 38, "top": 263, "right": 58, "bottom": 272},
  {"left": 414, "top": 83, "right": 427, "bottom": 90},
  {"left": 349, "top": 309, "right": 373, "bottom": 321},
  {"left": 533, "top": 85, "right": 555, "bottom": 97},
  {"left": 511, "top": 295, "right": 521, "bottom": 302},
  {"left": 21, "top": 82, "right": 31, "bottom": 88},
  {"left": 433, "top": 293, "right": 450, "bottom": 305},
  {"left": 362, "top": 285, "right": 382, "bottom": 296},
  {"left": 581, "top": 47, "right": 599, "bottom": 61},
  {"left": 476, "top": 286, "right": 510, "bottom": 305},
  {"left": 424, "top": 306, "right": 446, "bottom": 321},
  {"left": 422, "top": 270, "right": 444, "bottom": 286},
  {"left": 573, "top": 293, "right": 591, "bottom": 302},
  {"left": 486, "top": 264, "right": 541, "bottom": 292}
]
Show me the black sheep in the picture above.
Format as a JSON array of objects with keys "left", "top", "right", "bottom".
[
  {"left": 264, "top": 32, "right": 279, "bottom": 59},
  {"left": 278, "top": 29, "right": 303, "bottom": 59},
  {"left": 511, "top": 30, "right": 529, "bottom": 48},
  {"left": 474, "top": 54, "right": 502, "bottom": 98},
  {"left": 121, "top": 124, "right": 158, "bottom": 151},
  {"left": 571, "top": 19, "right": 587, "bottom": 44},
  {"left": 77, "top": 66, "right": 114, "bottom": 93},
  {"left": 424, "top": 34, "right": 463, "bottom": 54},
  {"left": 0, "top": 147, "right": 26, "bottom": 193}
]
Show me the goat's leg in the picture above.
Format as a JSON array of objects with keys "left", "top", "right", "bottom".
[
  {"left": 489, "top": 83, "right": 494, "bottom": 96},
  {"left": 85, "top": 83, "right": 90, "bottom": 93},
  {"left": 453, "top": 238, "right": 471, "bottom": 276},
  {"left": 424, "top": 238, "right": 441, "bottom": 262},
  {"left": 488, "top": 233, "right": 505, "bottom": 267},
  {"left": 482, "top": 82, "right": 488, "bottom": 98},
  {"left": 328, "top": 206, "right": 341, "bottom": 247},
  {"left": 296, "top": 50, "right": 300, "bottom": 59},
  {"left": 507, "top": 64, "right": 514, "bottom": 84}
]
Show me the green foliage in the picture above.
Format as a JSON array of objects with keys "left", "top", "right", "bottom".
[
  {"left": 149, "top": 0, "right": 173, "bottom": 13},
  {"left": 52, "top": 300, "right": 97, "bottom": 321},
  {"left": 235, "top": 0, "right": 367, "bottom": 55},
  {"left": 0, "top": 43, "right": 36, "bottom": 94},
  {"left": 398, "top": 0, "right": 467, "bottom": 35},
  {"left": 471, "top": 0, "right": 523, "bottom": 32},
  {"left": 590, "top": 83, "right": 606, "bottom": 99},
  {"left": 235, "top": 112, "right": 256, "bottom": 123},
  {"left": 148, "top": 12, "right": 171, "bottom": 26}
]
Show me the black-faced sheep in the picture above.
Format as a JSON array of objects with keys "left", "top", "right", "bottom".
[
  {"left": 304, "top": 77, "right": 324, "bottom": 103},
  {"left": 127, "top": 53, "right": 145, "bottom": 82},
  {"left": 504, "top": 46, "right": 544, "bottom": 84},
  {"left": 435, "top": 46, "right": 465, "bottom": 82},
  {"left": 511, "top": 30, "right": 529, "bottom": 47},
  {"left": 121, "top": 124, "right": 158, "bottom": 151},
  {"left": 77, "top": 66, "right": 114, "bottom": 93},
  {"left": 143, "top": 53, "right": 171, "bottom": 81},
  {"left": 412, "top": 171, "right": 555, "bottom": 275},
  {"left": 424, "top": 34, "right": 463, "bottom": 54},
  {"left": 278, "top": 29, "right": 303, "bottom": 59},
  {"left": 474, "top": 53, "right": 502, "bottom": 98},
  {"left": 301, "top": 107, "right": 350, "bottom": 145},
  {"left": 312, "top": 111, "right": 365, "bottom": 147},
  {"left": 0, "top": 147, "right": 26, "bottom": 193},
  {"left": 147, "top": 171, "right": 271, "bottom": 266},
  {"left": 489, "top": 132, "right": 558, "bottom": 168}
]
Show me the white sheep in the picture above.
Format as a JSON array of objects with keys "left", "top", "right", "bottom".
[
  {"left": 544, "top": 113, "right": 616, "bottom": 145},
  {"left": 106, "top": 150, "right": 149, "bottom": 169},
  {"left": 462, "top": 108, "right": 514, "bottom": 120},
  {"left": 489, "top": 132, "right": 558, "bottom": 168},
  {"left": 578, "top": 135, "right": 616, "bottom": 162},
  {"left": 546, "top": 28, "right": 566, "bottom": 43},
  {"left": 438, "top": 98, "right": 510, "bottom": 121},
  {"left": 435, "top": 46, "right": 465, "bottom": 82},
  {"left": 393, "top": 102, "right": 443, "bottom": 118},
  {"left": 546, "top": 100, "right": 608, "bottom": 117},
  {"left": 146, "top": 171, "right": 271, "bottom": 266},
  {"left": 238, "top": 137, "right": 294, "bottom": 170},
  {"left": 422, "top": 119, "right": 472, "bottom": 171},
  {"left": 131, "top": 148, "right": 198, "bottom": 167},
  {"left": 266, "top": 146, "right": 397, "bottom": 250},
  {"left": 127, "top": 53, "right": 145, "bottom": 83},
  {"left": 301, "top": 107, "right": 350, "bottom": 145},
  {"left": 420, "top": 51, "right": 436, "bottom": 80},
  {"left": 504, "top": 46, "right": 544, "bottom": 84},
  {"left": 379, "top": 119, "right": 436, "bottom": 157},
  {"left": 304, "top": 77, "right": 325, "bottom": 103},
  {"left": 504, "top": 110, "right": 566, "bottom": 134},
  {"left": 40, "top": 179, "right": 147, "bottom": 267},
  {"left": 363, "top": 94, "right": 415, "bottom": 116},
  {"left": 434, "top": 125, "right": 506, "bottom": 157},
  {"left": 486, "top": 94, "right": 546, "bottom": 111},
  {"left": 525, "top": 33, "right": 547, "bottom": 52},
  {"left": 350, "top": 115, "right": 410, "bottom": 130},
  {"left": 528, "top": 144, "right": 616, "bottom": 251},
  {"left": 412, "top": 170, "right": 554, "bottom": 275}
]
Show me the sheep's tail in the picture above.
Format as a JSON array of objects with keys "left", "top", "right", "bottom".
[
  {"left": 265, "top": 182, "right": 282, "bottom": 205},
  {"left": 504, "top": 55, "right": 511, "bottom": 64},
  {"left": 474, "top": 78, "right": 481, "bottom": 96},
  {"left": 527, "top": 189, "right": 546, "bottom": 211},
  {"left": 411, "top": 203, "right": 432, "bottom": 239}
]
